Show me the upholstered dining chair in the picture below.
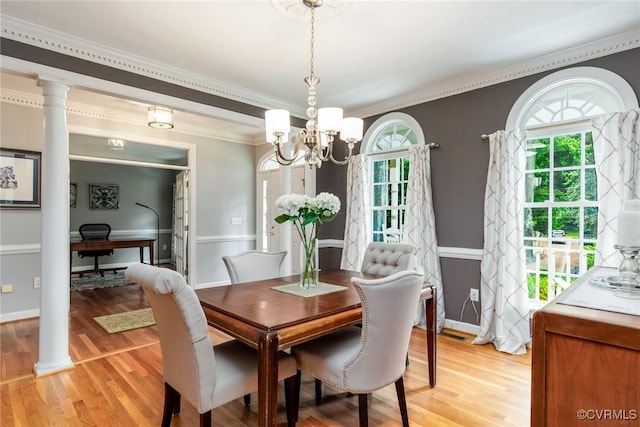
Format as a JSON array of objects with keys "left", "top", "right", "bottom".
[
  {"left": 125, "top": 263, "right": 297, "bottom": 427},
  {"left": 291, "top": 270, "right": 425, "bottom": 427},
  {"left": 360, "top": 242, "right": 417, "bottom": 275},
  {"left": 78, "top": 223, "right": 113, "bottom": 277},
  {"left": 222, "top": 250, "right": 287, "bottom": 284}
]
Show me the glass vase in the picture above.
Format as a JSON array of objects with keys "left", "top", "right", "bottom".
[{"left": 300, "top": 238, "right": 319, "bottom": 289}]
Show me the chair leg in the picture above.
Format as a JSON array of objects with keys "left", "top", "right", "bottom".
[
  {"left": 243, "top": 394, "right": 251, "bottom": 406},
  {"left": 395, "top": 377, "right": 410, "bottom": 427},
  {"left": 162, "top": 382, "right": 179, "bottom": 427},
  {"left": 200, "top": 411, "right": 212, "bottom": 427},
  {"left": 295, "top": 370, "right": 302, "bottom": 422},
  {"left": 284, "top": 375, "right": 297, "bottom": 427},
  {"left": 315, "top": 378, "right": 322, "bottom": 405},
  {"left": 358, "top": 394, "right": 369, "bottom": 427}
]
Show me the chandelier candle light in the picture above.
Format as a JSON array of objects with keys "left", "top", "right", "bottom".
[
  {"left": 265, "top": 0, "right": 363, "bottom": 168},
  {"left": 275, "top": 192, "right": 340, "bottom": 288}
]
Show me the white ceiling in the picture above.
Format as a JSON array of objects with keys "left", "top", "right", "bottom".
[{"left": 1, "top": 0, "right": 639, "bottom": 148}]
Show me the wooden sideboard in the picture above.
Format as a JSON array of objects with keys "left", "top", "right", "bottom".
[{"left": 531, "top": 267, "right": 640, "bottom": 426}]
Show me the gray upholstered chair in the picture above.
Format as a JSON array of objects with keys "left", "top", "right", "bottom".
[
  {"left": 360, "top": 242, "right": 417, "bottom": 276},
  {"left": 222, "top": 250, "right": 287, "bottom": 284},
  {"left": 125, "top": 263, "right": 297, "bottom": 427},
  {"left": 292, "top": 270, "right": 424, "bottom": 427}
]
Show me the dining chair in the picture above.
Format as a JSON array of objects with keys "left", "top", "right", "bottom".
[
  {"left": 360, "top": 242, "right": 417, "bottom": 275},
  {"left": 125, "top": 263, "right": 298, "bottom": 427},
  {"left": 78, "top": 223, "right": 113, "bottom": 277},
  {"left": 291, "top": 270, "right": 425, "bottom": 427},
  {"left": 222, "top": 250, "right": 287, "bottom": 284},
  {"left": 222, "top": 249, "right": 288, "bottom": 405}
]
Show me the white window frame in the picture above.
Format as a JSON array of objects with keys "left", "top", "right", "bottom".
[
  {"left": 363, "top": 113, "right": 425, "bottom": 243},
  {"left": 507, "top": 66, "right": 637, "bottom": 308}
]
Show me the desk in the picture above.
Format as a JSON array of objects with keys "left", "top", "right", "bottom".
[
  {"left": 196, "top": 269, "right": 436, "bottom": 427},
  {"left": 70, "top": 239, "right": 155, "bottom": 274}
]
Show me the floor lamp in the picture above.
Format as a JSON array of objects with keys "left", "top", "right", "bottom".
[{"left": 135, "top": 202, "right": 160, "bottom": 266}]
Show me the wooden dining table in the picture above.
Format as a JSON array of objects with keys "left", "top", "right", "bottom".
[{"left": 196, "top": 268, "right": 436, "bottom": 427}]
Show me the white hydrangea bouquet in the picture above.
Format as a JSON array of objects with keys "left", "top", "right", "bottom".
[{"left": 275, "top": 192, "right": 340, "bottom": 288}]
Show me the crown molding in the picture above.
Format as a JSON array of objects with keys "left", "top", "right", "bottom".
[
  {"left": 350, "top": 30, "right": 640, "bottom": 118},
  {"left": 1, "top": 87, "right": 259, "bottom": 145},
  {"left": 1, "top": 15, "right": 306, "bottom": 118},
  {"left": 2, "top": 15, "right": 637, "bottom": 122}
]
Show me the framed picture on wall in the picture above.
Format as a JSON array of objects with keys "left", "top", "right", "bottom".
[
  {"left": 89, "top": 183, "right": 119, "bottom": 210},
  {"left": 0, "top": 148, "right": 41, "bottom": 209},
  {"left": 70, "top": 183, "right": 77, "bottom": 209}
]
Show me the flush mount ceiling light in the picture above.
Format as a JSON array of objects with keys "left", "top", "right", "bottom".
[
  {"left": 107, "top": 138, "right": 125, "bottom": 150},
  {"left": 147, "top": 106, "right": 174, "bottom": 129},
  {"left": 265, "top": 0, "right": 362, "bottom": 168}
]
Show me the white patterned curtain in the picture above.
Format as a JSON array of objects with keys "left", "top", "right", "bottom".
[
  {"left": 404, "top": 145, "right": 445, "bottom": 331},
  {"left": 340, "top": 155, "right": 371, "bottom": 270},
  {"left": 472, "top": 130, "right": 530, "bottom": 355},
  {"left": 593, "top": 109, "right": 640, "bottom": 267}
]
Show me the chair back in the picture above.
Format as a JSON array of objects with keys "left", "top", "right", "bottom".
[
  {"left": 222, "top": 250, "right": 287, "bottom": 284},
  {"left": 79, "top": 223, "right": 111, "bottom": 241},
  {"left": 125, "top": 263, "right": 216, "bottom": 414},
  {"left": 360, "top": 242, "right": 417, "bottom": 276},
  {"left": 345, "top": 270, "right": 424, "bottom": 391}
]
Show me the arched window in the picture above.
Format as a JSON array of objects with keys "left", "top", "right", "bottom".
[
  {"left": 508, "top": 67, "right": 637, "bottom": 304},
  {"left": 363, "top": 113, "right": 425, "bottom": 242}
]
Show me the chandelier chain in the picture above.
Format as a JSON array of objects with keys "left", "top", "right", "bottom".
[{"left": 309, "top": 5, "right": 315, "bottom": 79}]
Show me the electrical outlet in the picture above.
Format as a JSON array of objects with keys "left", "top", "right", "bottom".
[
  {"left": 469, "top": 288, "right": 479, "bottom": 302},
  {"left": 162, "top": 244, "right": 167, "bottom": 251},
  {"left": 1, "top": 284, "right": 14, "bottom": 293},
  {"left": 34, "top": 277, "right": 41, "bottom": 288}
]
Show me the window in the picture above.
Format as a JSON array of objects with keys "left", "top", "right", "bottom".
[
  {"left": 363, "top": 113, "right": 425, "bottom": 243},
  {"left": 509, "top": 67, "right": 635, "bottom": 305}
]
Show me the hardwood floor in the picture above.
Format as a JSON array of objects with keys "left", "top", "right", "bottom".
[{"left": 1, "top": 283, "right": 532, "bottom": 426}]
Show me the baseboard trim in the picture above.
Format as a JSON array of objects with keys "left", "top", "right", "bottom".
[
  {"left": 443, "top": 318, "right": 481, "bottom": 336},
  {"left": 1, "top": 308, "right": 40, "bottom": 323}
]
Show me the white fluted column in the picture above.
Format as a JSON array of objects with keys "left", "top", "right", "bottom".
[{"left": 34, "top": 79, "right": 73, "bottom": 376}]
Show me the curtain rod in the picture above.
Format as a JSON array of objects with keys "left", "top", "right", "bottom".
[
  {"left": 427, "top": 142, "right": 440, "bottom": 148},
  {"left": 481, "top": 134, "right": 489, "bottom": 140}
]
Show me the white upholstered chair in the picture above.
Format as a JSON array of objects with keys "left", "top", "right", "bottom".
[
  {"left": 125, "top": 263, "right": 297, "bottom": 427},
  {"left": 222, "top": 250, "right": 287, "bottom": 284},
  {"left": 292, "top": 270, "right": 424, "bottom": 427},
  {"left": 360, "top": 242, "right": 417, "bottom": 275}
]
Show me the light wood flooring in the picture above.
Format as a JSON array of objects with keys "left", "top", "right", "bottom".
[{"left": 1, "top": 283, "right": 532, "bottom": 426}]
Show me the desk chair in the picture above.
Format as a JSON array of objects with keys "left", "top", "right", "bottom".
[
  {"left": 292, "top": 270, "right": 424, "bottom": 427},
  {"left": 125, "top": 263, "right": 298, "bottom": 427},
  {"left": 78, "top": 223, "right": 113, "bottom": 277}
]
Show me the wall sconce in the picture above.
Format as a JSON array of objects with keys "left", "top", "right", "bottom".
[
  {"left": 147, "top": 106, "right": 174, "bottom": 129},
  {"left": 107, "top": 138, "right": 125, "bottom": 150}
]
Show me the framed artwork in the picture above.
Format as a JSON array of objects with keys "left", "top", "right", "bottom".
[
  {"left": 0, "top": 148, "right": 41, "bottom": 209},
  {"left": 89, "top": 183, "right": 119, "bottom": 210},
  {"left": 70, "top": 183, "right": 77, "bottom": 209}
]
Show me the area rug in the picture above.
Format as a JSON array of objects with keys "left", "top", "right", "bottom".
[
  {"left": 93, "top": 308, "right": 156, "bottom": 334},
  {"left": 71, "top": 271, "right": 133, "bottom": 292}
]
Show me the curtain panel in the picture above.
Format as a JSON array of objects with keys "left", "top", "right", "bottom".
[
  {"left": 473, "top": 130, "right": 530, "bottom": 355},
  {"left": 593, "top": 109, "right": 640, "bottom": 267},
  {"left": 340, "top": 155, "right": 371, "bottom": 271}
]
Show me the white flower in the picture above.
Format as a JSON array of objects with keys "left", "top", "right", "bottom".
[
  {"left": 275, "top": 193, "right": 308, "bottom": 217},
  {"left": 313, "top": 192, "right": 340, "bottom": 215}
]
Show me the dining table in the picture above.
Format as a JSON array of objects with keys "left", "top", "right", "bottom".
[{"left": 195, "top": 268, "right": 436, "bottom": 427}]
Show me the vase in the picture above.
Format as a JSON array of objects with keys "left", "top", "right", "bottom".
[{"left": 300, "top": 238, "right": 319, "bottom": 289}]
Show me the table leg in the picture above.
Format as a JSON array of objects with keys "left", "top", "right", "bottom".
[
  {"left": 258, "top": 331, "right": 279, "bottom": 427},
  {"left": 149, "top": 243, "right": 154, "bottom": 266},
  {"left": 426, "top": 287, "right": 437, "bottom": 387}
]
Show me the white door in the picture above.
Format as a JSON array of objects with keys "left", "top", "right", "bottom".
[
  {"left": 257, "top": 163, "right": 305, "bottom": 269},
  {"left": 173, "top": 170, "right": 189, "bottom": 280}
]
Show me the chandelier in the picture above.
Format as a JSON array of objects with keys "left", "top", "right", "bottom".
[{"left": 265, "top": 0, "right": 363, "bottom": 168}]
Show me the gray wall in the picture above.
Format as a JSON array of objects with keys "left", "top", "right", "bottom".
[
  {"left": 70, "top": 159, "right": 177, "bottom": 269},
  {"left": 317, "top": 48, "right": 640, "bottom": 325}
]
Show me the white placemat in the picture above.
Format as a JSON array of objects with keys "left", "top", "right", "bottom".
[
  {"left": 557, "top": 267, "right": 640, "bottom": 316},
  {"left": 271, "top": 282, "right": 348, "bottom": 298}
]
